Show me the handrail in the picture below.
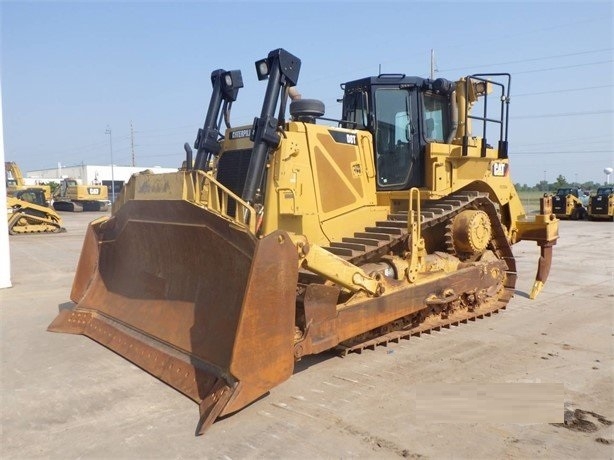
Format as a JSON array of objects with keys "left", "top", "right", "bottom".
[
  {"left": 193, "top": 170, "right": 257, "bottom": 235},
  {"left": 406, "top": 187, "right": 423, "bottom": 283}
]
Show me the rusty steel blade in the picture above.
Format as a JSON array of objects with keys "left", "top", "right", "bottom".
[{"left": 48, "top": 200, "right": 298, "bottom": 434}]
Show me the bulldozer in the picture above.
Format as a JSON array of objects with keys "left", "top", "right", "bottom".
[
  {"left": 7, "top": 188, "right": 65, "bottom": 235},
  {"left": 48, "top": 49, "right": 559, "bottom": 435},
  {"left": 587, "top": 186, "right": 614, "bottom": 221},
  {"left": 52, "top": 178, "right": 109, "bottom": 212},
  {"left": 5, "top": 161, "right": 52, "bottom": 205},
  {"left": 550, "top": 187, "right": 587, "bottom": 220}
]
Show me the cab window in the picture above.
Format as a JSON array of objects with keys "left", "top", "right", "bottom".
[
  {"left": 343, "top": 91, "right": 368, "bottom": 129},
  {"left": 423, "top": 92, "right": 450, "bottom": 142},
  {"left": 374, "top": 88, "right": 413, "bottom": 187}
]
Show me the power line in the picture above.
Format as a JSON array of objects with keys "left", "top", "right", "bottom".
[
  {"left": 514, "top": 139, "right": 612, "bottom": 149},
  {"left": 439, "top": 48, "right": 613, "bottom": 72},
  {"left": 514, "top": 84, "right": 614, "bottom": 97},
  {"left": 512, "top": 109, "right": 613, "bottom": 119},
  {"left": 513, "top": 149, "right": 612, "bottom": 155},
  {"left": 133, "top": 124, "right": 193, "bottom": 134},
  {"left": 514, "top": 59, "right": 613, "bottom": 74}
]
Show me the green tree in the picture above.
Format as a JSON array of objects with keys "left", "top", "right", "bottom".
[
  {"left": 554, "top": 175, "right": 568, "bottom": 189},
  {"left": 48, "top": 181, "right": 60, "bottom": 195},
  {"left": 537, "top": 180, "right": 549, "bottom": 192}
]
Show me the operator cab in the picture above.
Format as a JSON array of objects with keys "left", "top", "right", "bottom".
[
  {"left": 341, "top": 75, "right": 455, "bottom": 191},
  {"left": 556, "top": 188, "right": 579, "bottom": 198},
  {"left": 14, "top": 188, "right": 47, "bottom": 207}
]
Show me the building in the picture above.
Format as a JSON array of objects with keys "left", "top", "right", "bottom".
[{"left": 26, "top": 164, "right": 178, "bottom": 198}]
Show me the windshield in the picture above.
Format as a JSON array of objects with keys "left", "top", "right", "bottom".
[
  {"left": 597, "top": 187, "right": 613, "bottom": 195},
  {"left": 374, "top": 88, "right": 413, "bottom": 187},
  {"left": 556, "top": 189, "right": 573, "bottom": 196}
]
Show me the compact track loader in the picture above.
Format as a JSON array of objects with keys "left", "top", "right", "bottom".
[
  {"left": 49, "top": 49, "right": 558, "bottom": 435},
  {"left": 550, "top": 187, "right": 587, "bottom": 220},
  {"left": 587, "top": 186, "right": 614, "bottom": 221},
  {"left": 7, "top": 188, "right": 65, "bottom": 234}
]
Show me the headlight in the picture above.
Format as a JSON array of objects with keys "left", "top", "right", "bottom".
[{"left": 255, "top": 58, "right": 269, "bottom": 80}]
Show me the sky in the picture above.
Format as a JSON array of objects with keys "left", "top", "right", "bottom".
[{"left": 1, "top": 0, "right": 613, "bottom": 186}]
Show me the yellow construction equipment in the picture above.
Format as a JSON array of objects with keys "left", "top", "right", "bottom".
[
  {"left": 550, "top": 188, "right": 587, "bottom": 220},
  {"left": 587, "top": 186, "right": 614, "bottom": 221},
  {"left": 7, "top": 188, "right": 65, "bottom": 235},
  {"left": 5, "top": 161, "right": 51, "bottom": 204},
  {"left": 52, "top": 178, "right": 109, "bottom": 212},
  {"left": 48, "top": 49, "right": 559, "bottom": 435}
]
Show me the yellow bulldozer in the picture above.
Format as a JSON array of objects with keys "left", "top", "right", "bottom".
[
  {"left": 7, "top": 188, "right": 65, "bottom": 235},
  {"left": 48, "top": 49, "right": 559, "bottom": 435}
]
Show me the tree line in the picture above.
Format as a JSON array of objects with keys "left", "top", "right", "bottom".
[{"left": 515, "top": 174, "right": 604, "bottom": 192}]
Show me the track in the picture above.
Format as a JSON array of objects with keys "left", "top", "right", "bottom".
[
  {"left": 8, "top": 211, "right": 65, "bottom": 235},
  {"left": 301, "top": 190, "right": 517, "bottom": 355}
]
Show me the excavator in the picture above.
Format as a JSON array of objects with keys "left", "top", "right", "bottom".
[
  {"left": 48, "top": 49, "right": 559, "bottom": 435},
  {"left": 52, "top": 178, "right": 109, "bottom": 212},
  {"left": 7, "top": 188, "right": 65, "bottom": 235}
]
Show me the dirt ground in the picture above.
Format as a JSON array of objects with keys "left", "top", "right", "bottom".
[{"left": 1, "top": 213, "right": 612, "bottom": 459}]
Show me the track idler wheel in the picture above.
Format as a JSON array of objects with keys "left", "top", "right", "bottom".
[{"left": 448, "top": 209, "right": 492, "bottom": 259}]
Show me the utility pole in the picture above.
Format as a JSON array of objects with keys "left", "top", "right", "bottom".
[
  {"left": 430, "top": 49, "right": 436, "bottom": 80},
  {"left": 105, "top": 126, "right": 115, "bottom": 202},
  {"left": 130, "top": 121, "right": 136, "bottom": 167}
]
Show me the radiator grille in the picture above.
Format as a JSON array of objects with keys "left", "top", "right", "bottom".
[{"left": 216, "top": 149, "right": 252, "bottom": 216}]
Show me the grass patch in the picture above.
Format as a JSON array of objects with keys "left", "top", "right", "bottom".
[{"left": 518, "top": 190, "right": 546, "bottom": 214}]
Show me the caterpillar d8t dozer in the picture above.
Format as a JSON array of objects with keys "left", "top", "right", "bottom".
[{"left": 48, "top": 49, "right": 559, "bottom": 435}]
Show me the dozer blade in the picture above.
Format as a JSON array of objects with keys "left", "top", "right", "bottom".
[{"left": 48, "top": 200, "right": 299, "bottom": 435}]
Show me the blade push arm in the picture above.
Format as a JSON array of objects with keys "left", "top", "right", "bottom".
[{"left": 193, "top": 69, "right": 243, "bottom": 171}]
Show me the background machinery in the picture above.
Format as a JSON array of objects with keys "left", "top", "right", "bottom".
[
  {"left": 49, "top": 49, "right": 559, "bottom": 435},
  {"left": 5, "top": 161, "right": 51, "bottom": 205},
  {"left": 52, "top": 178, "right": 109, "bottom": 212},
  {"left": 550, "top": 187, "right": 587, "bottom": 220},
  {"left": 587, "top": 186, "right": 614, "bottom": 221},
  {"left": 7, "top": 188, "right": 65, "bottom": 235}
]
